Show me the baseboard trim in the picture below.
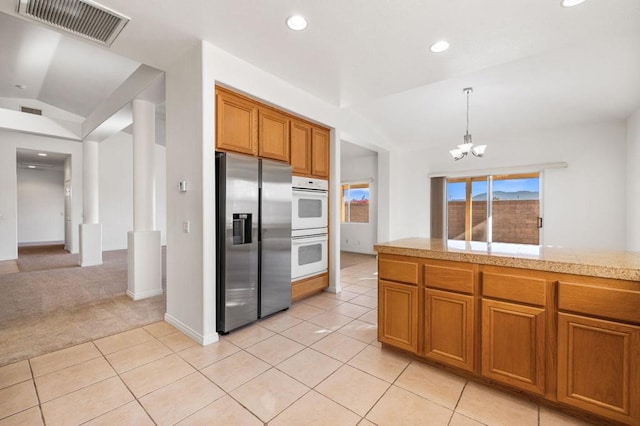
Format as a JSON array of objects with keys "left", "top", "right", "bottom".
[
  {"left": 18, "top": 241, "right": 65, "bottom": 247},
  {"left": 126, "top": 288, "right": 163, "bottom": 301},
  {"left": 164, "top": 313, "right": 219, "bottom": 346}
]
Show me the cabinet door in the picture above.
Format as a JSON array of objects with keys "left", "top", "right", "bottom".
[
  {"left": 424, "top": 289, "right": 474, "bottom": 371},
  {"left": 378, "top": 280, "right": 418, "bottom": 353},
  {"left": 481, "top": 299, "right": 545, "bottom": 395},
  {"left": 290, "top": 120, "right": 312, "bottom": 175},
  {"left": 216, "top": 89, "right": 258, "bottom": 155},
  {"left": 259, "top": 108, "right": 290, "bottom": 162},
  {"left": 311, "top": 127, "right": 329, "bottom": 178},
  {"left": 558, "top": 313, "right": 640, "bottom": 425}
]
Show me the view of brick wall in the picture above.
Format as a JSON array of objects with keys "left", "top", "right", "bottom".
[
  {"left": 448, "top": 201, "right": 466, "bottom": 239},
  {"left": 346, "top": 202, "right": 369, "bottom": 223},
  {"left": 447, "top": 200, "right": 539, "bottom": 244}
]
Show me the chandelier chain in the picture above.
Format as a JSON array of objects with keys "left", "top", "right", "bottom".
[{"left": 466, "top": 89, "right": 470, "bottom": 136}]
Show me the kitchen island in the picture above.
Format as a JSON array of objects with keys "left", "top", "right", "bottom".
[{"left": 374, "top": 238, "right": 640, "bottom": 426}]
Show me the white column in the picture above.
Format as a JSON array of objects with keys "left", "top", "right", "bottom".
[
  {"left": 83, "top": 141, "right": 99, "bottom": 224},
  {"left": 327, "top": 128, "right": 342, "bottom": 294},
  {"left": 133, "top": 99, "right": 156, "bottom": 231},
  {"left": 127, "top": 99, "right": 162, "bottom": 300},
  {"left": 79, "top": 140, "right": 102, "bottom": 266}
]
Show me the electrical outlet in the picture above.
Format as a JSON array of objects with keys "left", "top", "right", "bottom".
[{"left": 183, "top": 220, "right": 190, "bottom": 233}]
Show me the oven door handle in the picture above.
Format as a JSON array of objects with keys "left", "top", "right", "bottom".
[
  {"left": 293, "top": 188, "right": 328, "bottom": 195},
  {"left": 292, "top": 235, "right": 328, "bottom": 244}
]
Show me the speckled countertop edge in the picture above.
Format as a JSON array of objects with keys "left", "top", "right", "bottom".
[{"left": 374, "top": 240, "right": 640, "bottom": 282}]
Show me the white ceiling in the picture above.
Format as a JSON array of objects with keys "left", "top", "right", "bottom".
[
  {"left": 0, "top": 0, "right": 638, "bottom": 151},
  {"left": 342, "top": 141, "right": 377, "bottom": 161},
  {"left": 0, "top": 10, "right": 140, "bottom": 117},
  {"left": 16, "top": 148, "right": 67, "bottom": 171}
]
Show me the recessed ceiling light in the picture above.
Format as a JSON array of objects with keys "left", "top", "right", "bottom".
[
  {"left": 286, "top": 15, "right": 308, "bottom": 31},
  {"left": 561, "top": 0, "right": 586, "bottom": 7},
  {"left": 37, "top": 153, "right": 48, "bottom": 157},
  {"left": 27, "top": 165, "right": 36, "bottom": 169},
  {"left": 430, "top": 40, "right": 450, "bottom": 53},
  {"left": 14, "top": 84, "right": 27, "bottom": 89}
]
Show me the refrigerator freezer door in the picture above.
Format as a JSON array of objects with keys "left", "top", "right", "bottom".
[
  {"left": 260, "top": 159, "right": 292, "bottom": 317},
  {"left": 217, "top": 153, "right": 260, "bottom": 333}
]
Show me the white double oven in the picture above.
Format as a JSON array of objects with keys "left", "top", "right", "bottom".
[{"left": 291, "top": 176, "right": 329, "bottom": 281}]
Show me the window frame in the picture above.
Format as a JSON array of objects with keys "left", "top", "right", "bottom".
[
  {"left": 341, "top": 182, "right": 370, "bottom": 224},
  {"left": 445, "top": 172, "right": 541, "bottom": 245}
]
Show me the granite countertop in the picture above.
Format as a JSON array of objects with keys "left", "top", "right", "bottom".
[{"left": 374, "top": 238, "right": 640, "bottom": 282}]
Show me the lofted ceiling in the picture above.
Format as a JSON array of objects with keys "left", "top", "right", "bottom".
[
  {"left": 0, "top": 10, "right": 139, "bottom": 118},
  {"left": 0, "top": 0, "right": 638, "bottom": 151}
]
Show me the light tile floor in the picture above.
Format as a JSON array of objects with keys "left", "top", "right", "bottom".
[{"left": 0, "top": 259, "right": 597, "bottom": 425}]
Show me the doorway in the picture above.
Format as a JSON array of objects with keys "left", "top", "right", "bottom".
[
  {"left": 16, "top": 149, "right": 73, "bottom": 268},
  {"left": 340, "top": 141, "right": 378, "bottom": 255}
]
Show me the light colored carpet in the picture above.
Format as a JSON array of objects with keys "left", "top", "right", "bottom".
[
  {"left": 17, "top": 244, "right": 79, "bottom": 272},
  {"left": 0, "top": 260, "right": 19, "bottom": 275},
  {"left": 0, "top": 247, "right": 166, "bottom": 367}
]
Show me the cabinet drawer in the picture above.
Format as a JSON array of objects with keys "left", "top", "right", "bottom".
[
  {"left": 424, "top": 262, "right": 475, "bottom": 294},
  {"left": 379, "top": 258, "right": 419, "bottom": 285},
  {"left": 558, "top": 282, "right": 640, "bottom": 324},
  {"left": 482, "top": 272, "right": 546, "bottom": 307}
]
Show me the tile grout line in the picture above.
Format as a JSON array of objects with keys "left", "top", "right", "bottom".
[
  {"left": 365, "top": 356, "right": 412, "bottom": 422},
  {"left": 28, "top": 359, "right": 46, "bottom": 426},
  {"left": 447, "top": 380, "right": 468, "bottom": 426},
  {"left": 269, "top": 317, "right": 379, "bottom": 424},
  {"left": 90, "top": 336, "right": 159, "bottom": 425}
]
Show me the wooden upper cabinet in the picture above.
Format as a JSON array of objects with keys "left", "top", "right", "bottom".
[
  {"left": 259, "top": 108, "right": 290, "bottom": 162},
  {"left": 311, "top": 127, "right": 330, "bottom": 178},
  {"left": 215, "top": 88, "right": 258, "bottom": 155},
  {"left": 290, "top": 119, "right": 312, "bottom": 175}
]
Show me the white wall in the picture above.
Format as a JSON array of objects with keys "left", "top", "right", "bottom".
[
  {"left": 99, "top": 131, "right": 167, "bottom": 251},
  {"left": 165, "top": 42, "right": 217, "bottom": 344},
  {"left": 627, "top": 109, "right": 640, "bottom": 252},
  {"left": 163, "top": 40, "right": 396, "bottom": 343},
  {"left": 0, "top": 130, "right": 82, "bottom": 261},
  {"left": 100, "top": 132, "right": 133, "bottom": 250},
  {"left": 340, "top": 154, "right": 378, "bottom": 254},
  {"left": 17, "top": 167, "right": 65, "bottom": 244},
  {"left": 388, "top": 121, "right": 628, "bottom": 251}
]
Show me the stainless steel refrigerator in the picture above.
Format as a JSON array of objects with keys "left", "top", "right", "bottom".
[{"left": 215, "top": 152, "right": 292, "bottom": 334}]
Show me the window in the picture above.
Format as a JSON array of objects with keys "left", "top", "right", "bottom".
[
  {"left": 341, "top": 183, "right": 370, "bottom": 223},
  {"left": 446, "top": 173, "right": 540, "bottom": 245}
]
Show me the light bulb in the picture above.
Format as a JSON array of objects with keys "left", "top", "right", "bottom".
[
  {"left": 472, "top": 145, "right": 487, "bottom": 157},
  {"left": 430, "top": 40, "right": 450, "bottom": 53},
  {"left": 561, "top": 0, "right": 586, "bottom": 7},
  {"left": 286, "top": 15, "right": 308, "bottom": 31}
]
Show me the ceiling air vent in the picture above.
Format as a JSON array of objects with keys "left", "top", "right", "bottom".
[
  {"left": 21, "top": 106, "right": 42, "bottom": 115},
  {"left": 17, "top": 0, "right": 129, "bottom": 46}
]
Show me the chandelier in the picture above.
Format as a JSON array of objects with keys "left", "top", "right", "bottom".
[{"left": 449, "top": 87, "right": 487, "bottom": 160}]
